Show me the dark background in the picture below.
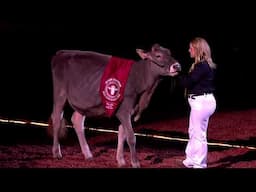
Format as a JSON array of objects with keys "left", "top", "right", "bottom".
[{"left": 0, "top": 3, "right": 255, "bottom": 122}]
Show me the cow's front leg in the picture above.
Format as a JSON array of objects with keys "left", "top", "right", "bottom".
[
  {"left": 133, "top": 81, "right": 159, "bottom": 122},
  {"left": 117, "top": 114, "right": 140, "bottom": 168},
  {"left": 71, "top": 111, "right": 93, "bottom": 159},
  {"left": 52, "top": 140, "right": 62, "bottom": 159},
  {"left": 127, "top": 131, "right": 140, "bottom": 168},
  {"left": 116, "top": 124, "right": 126, "bottom": 167}
]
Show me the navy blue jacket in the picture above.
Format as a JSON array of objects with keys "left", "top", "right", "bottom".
[{"left": 178, "top": 61, "right": 216, "bottom": 95}]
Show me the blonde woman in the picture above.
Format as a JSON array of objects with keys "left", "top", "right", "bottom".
[{"left": 178, "top": 37, "right": 217, "bottom": 168}]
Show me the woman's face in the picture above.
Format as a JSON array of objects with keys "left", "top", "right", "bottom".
[{"left": 189, "top": 43, "right": 196, "bottom": 58}]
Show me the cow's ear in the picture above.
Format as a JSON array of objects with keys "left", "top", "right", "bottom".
[
  {"left": 136, "top": 49, "right": 148, "bottom": 59},
  {"left": 151, "top": 44, "right": 161, "bottom": 51}
]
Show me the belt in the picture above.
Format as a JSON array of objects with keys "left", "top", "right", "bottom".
[{"left": 188, "top": 93, "right": 212, "bottom": 99}]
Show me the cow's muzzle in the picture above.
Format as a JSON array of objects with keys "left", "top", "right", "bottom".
[{"left": 170, "top": 62, "right": 181, "bottom": 73}]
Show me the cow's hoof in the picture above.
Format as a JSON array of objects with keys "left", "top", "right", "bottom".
[
  {"left": 131, "top": 161, "right": 140, "bottom": 168},
  {"left": 53, "top": 153, "right": 63, "bottom": 160},
  {"left": 84, "top": 153, "right": 93, "bottom": 160},
  {"left": 117, "top": 159, "right": 126, "bottom": 167},
  {"left": 85, "top": 156, "right": 93, "bottom": 161}
]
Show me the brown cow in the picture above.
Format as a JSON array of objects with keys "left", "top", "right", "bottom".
[{"left": 49, "top": 44, "right": 181, "bottom": 168}]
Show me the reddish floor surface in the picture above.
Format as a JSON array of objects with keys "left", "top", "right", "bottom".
[{"left": 1, "top": 108, "right": 256, "bottom": 168}]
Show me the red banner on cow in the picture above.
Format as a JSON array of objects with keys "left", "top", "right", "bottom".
[{"left": 100, "top": 56, "right": 135, "bottom": 117}]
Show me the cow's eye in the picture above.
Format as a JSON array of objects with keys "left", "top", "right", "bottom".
[{"left": 156, "top": 55, "right": 161, "bottom": 58}]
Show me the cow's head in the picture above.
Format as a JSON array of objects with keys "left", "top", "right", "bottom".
[{"left": 136, "top": 44, "right": 181, "bottom": 76}]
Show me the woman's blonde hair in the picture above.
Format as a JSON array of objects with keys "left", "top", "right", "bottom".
[{"left": 189, "top": 37, "right": 216, "bottom": 71}]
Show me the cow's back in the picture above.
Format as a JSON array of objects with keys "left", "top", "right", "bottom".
[
  {"left": 51, "top": 50, "right": 111, "bottom": 76},
  {"left": 51, "top": 50, "right": 112, "bottom": 115}
]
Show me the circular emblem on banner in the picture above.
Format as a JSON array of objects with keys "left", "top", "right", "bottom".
[{"left": 103, "top": 78, "right": 122, "bottom": 101}]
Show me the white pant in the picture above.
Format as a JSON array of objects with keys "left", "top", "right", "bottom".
[{"left": 185, "top": 93, "right": 216, "bottom": 168}]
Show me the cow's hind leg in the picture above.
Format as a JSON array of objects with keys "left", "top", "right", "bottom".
[
  {"left": 116, "top": 124, "right": 127, "bottom": 167},
  {"left": 71, "top": 111, "right": 93, "bottom": 159},
  {"left": 51, "top": 102, "right": 65, "bottom": 159}
]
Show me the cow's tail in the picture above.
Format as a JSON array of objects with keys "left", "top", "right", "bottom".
[{"left": 47, "top": 117, "right": 68, "bottom": 140}]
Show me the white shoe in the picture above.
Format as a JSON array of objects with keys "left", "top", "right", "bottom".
[
  {"left": 183, "top": 159, "right": 206, "bottom": 168},
  {"left": 182, "top": 159, "right": 194, "bottom": 168}
]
